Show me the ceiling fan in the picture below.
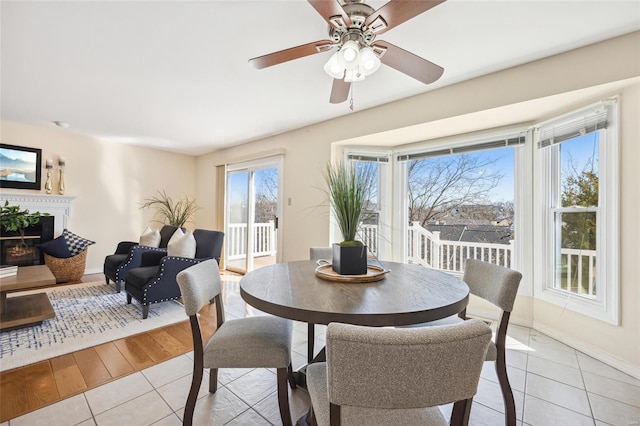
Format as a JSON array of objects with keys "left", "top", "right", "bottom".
[{"left": 249, "top": 0, "right": 446, "bottom": 104}]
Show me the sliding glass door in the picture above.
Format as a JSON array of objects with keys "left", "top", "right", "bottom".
[{"left": 225, "top": 157, "right": 282, "bottom": 274}]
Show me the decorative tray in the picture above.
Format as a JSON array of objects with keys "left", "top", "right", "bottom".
[{"left": 315, "top": 263, "right": 389, "bottom": 283}]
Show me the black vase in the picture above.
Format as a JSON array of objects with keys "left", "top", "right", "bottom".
[{"left": 332, "top": 243, "right": 368, "bottom": 275}]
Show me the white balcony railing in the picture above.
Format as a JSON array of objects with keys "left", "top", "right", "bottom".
[
  {"left": 407, "top": 222, "right": 514, "bottom": 273},
  {"left": 226, "top": 220, "right": 596, "bottom": 297},
  {"left": 227, "top": 221, "right": 277, "bottom": 260}
]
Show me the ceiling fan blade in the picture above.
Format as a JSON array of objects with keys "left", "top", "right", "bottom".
[
  {"left": 372, "top": 40, "right": 443, "bottom": 85},
  {"left": 249, "top": 40, "right": 333, "bottom": 69},
  {"left": 365, "top": 0, "right": 446, "bottom": 35},
  {"left": 330, "top": 78, "right": 351, "bottom": 104},
  {"left": 308, "top": 0, "right": 351, "bottom": 29}
]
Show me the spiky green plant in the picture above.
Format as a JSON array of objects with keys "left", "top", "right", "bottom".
[
  {"left": 323, "top": 162, "right": 374, "bottom": 246},
  {"left": 140, "top": 190, "right": 200, "bottom": 227}
]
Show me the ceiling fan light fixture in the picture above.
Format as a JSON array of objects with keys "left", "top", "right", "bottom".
[
  {"left": 338, "top": 40, "right": 360, "bottom": 69},
  {"left": 344, "top": 67, "right": 365, "bottom": 83},
  {"left": 359, "top": 46, "right": 381, "bottom": 76},
  {"left": 324, "top": 51, "right": 345, "bottom": 79}
]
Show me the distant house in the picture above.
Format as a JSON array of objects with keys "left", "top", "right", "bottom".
[{"left": 426, "top": 224, "right": 512, "bottom": 244}]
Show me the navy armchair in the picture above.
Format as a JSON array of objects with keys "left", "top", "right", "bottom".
[
  {"left": 125, "top": 229, "right": 224, "bottom": 318},
  {"left": 103, "top": 225, "right": 180, "bottom": 292}
]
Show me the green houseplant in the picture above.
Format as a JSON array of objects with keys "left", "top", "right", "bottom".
[
  {"left": 140, "top": 190, "right": 200, "bottom": 227},
  {"left": 1, "top": 201, "right": 46, "bottom": 234},
  {"left": 323, "top": 162, "right": 374, "bottom": 275},
  {"left": 1, "top": 201, "right": 48, "bottom": 254}
]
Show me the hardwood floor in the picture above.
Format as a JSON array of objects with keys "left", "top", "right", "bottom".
[{"left": 0, "top": 273, "right": 220, "bottom": 423}]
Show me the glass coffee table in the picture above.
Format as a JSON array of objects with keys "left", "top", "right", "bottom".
[{"left": 0, "top": 265, "right": 56, "bottom": 331}]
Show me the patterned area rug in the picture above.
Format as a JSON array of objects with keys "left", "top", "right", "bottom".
[{"left": 0, "top": 281, "right": 186, "bottom": 372}]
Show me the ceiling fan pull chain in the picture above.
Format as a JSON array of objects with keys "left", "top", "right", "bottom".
[{"left": 350, "top": 85, "right": 355, "bottom": 111}]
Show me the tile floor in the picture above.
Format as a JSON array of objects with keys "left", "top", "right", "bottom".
[{"left": 3, "top": 274, "right": 639, "bottom": 426}]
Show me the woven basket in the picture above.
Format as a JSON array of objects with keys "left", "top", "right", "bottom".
[{"left": 44, "top": 249, "right": 87, "bottom": 283}]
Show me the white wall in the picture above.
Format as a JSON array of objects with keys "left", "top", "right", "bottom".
[
  {"left": 196, "top": 32, "right": 640, "bottom": 376},
  {"left": 0, "top": 121, "right": 197, "bottom": 273}
]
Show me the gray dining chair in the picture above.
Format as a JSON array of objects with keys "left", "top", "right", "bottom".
[
  {"left": 176, "top": 259, "right": 296, "bottom": 426},
  {"left": 307, "top": 319, "right": 492, "bottom": 426},
  {"left": 307, "top": 247, "right": 333, "bottom": 363},
  {"left": 408, "top": 258, "right": 522, "bottom": 426}
]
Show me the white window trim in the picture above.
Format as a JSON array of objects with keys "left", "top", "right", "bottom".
[
  {"left": 533, "top": 100, "right": 619, "bottom": 325},
  {"left": 343, "top": 150, "right": 393, "bottom": 261}
]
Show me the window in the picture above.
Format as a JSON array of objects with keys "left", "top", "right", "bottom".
[
  {"left": 396, "top": 132, "right": 524, "bottom": 274},
  {"left": 345, "top": 152, "right": 391, "bottom": 260},
  {"left": 535, "top": 101, "right": 619, "bottom": 324}
]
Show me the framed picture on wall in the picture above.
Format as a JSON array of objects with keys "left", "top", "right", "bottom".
[{"left": 0, "top": 144, "right": 42, "bottom": 190}]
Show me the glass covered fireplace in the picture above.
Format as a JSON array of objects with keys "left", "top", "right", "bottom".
[{"left": 0, "top": 216, "right": 54, "bottom": 266}]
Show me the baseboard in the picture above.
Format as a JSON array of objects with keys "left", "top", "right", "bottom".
[
  {"left": 533, "top": 320, "right": 640, "bottom": 380},
  {"left": 84, "top": 267, "right": 102, "bottom": 275},
  {"left": 469, "top": 307, "right": 638, "bottom": 379}
]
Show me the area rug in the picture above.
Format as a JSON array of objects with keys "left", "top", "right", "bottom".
[{"left": 0, "top": 281, "right": 187, "bottom": 372}]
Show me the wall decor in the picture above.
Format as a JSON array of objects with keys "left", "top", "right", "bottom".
[
  {"left": 58, "top": 157, "right": 65, "bottom": 195},
  {"left": 0, "top": 144, "right": 42, "bottom": 190}
]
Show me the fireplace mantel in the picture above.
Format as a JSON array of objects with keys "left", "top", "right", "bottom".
[{"left": 0, "top": 193, "right": 75, "bottom": 236}]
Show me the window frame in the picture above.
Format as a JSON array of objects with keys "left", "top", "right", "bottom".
[{"left": 533, "top": 100, "right": 619, "bottom": 325}]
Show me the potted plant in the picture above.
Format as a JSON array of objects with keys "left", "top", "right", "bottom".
[
  {"left": 140, "top": 190, "right": 200, "bottom": 227},
  {"left": 1, "top": 201, "right": 48, "bottom": 254},
  {"left": 323, "top": 162, "right": 374, "bottom": 275}
]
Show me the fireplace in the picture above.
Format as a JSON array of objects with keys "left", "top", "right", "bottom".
[{"left": 1, "top": 216, "right": 55, "bottom": 266}]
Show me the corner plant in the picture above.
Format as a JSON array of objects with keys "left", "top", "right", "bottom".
[
  {"left": 1, "top": 201, "right": 48, "bottom": 236},
  {"left": 323, "top": 162, "right": 374, "bottom": 247},
  {"left": 140, "top": 190, "right": 200, "bottom": 227}
]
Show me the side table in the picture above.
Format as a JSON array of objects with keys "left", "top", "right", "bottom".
[{"left": 0, "top": 265, "right": 56, "bottom": 331}]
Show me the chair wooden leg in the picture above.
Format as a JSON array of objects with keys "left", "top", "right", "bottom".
[
  {"left": 126, "top": 294, "right": 132, "bottom": 304},
  {"left": 287, "top": 363, "right": 297, "bottom": 389},
  {"left": 183, "top": 366, "right": 203, "bottom": 426},
  {"left": 329, "top": 403, "right": 341, "bottom": 426},
  {"left": 209, "top": 368, "right": 218, "bottom": 393},
  {"left": 496, "top": 358, "right": 517, "bottom": 426},
  {"left": 308, "top": 323, "right": 315, "bottom": 364},
  {"left": 142, "top": 305, "right": 149, "bottom": 319},
  {"left": 277, "top": 368, "right": 293, "bottom": 426},
  {"left": 116, "top": 280, "right": 122, "bottom": 293},
  {"left": 451, "top": 398, "right": 473, "bottom": 426},
  {"left": 105, "top": 275, "right": 109, "bottom": 285}
]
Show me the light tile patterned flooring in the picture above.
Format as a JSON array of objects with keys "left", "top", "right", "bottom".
[{"left": 3, "top": 273, "right": 639, "bottom": 426}]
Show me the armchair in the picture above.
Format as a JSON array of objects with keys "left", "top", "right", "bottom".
[
  {"left": 103, "top": 225, "right": 179, "bottom": 292},
  {"left": 125, "top": 229, "right": 224, "bottom": 318}
]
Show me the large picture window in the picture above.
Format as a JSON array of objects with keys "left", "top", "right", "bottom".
[
  {"left": 396, "top": 133, "right": 524, "bottom": 274},
  {"left": 535, "top": 101, "right": 619, "bottom": 324}
]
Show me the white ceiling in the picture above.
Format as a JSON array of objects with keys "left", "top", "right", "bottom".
[{"left": 1, "top": 1, "right": 639, "bottom": 156}]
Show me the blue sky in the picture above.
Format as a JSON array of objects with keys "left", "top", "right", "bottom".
[{"left": 0, "top": 147, "right": 37, "bottom": 163}]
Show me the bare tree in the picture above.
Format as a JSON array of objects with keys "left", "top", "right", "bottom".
[
  {"left": 254, "top": 168, "right": 278, "bottom": 223},
  {"left": 407, "top": 154, "right": 504, "bottom": 226}
]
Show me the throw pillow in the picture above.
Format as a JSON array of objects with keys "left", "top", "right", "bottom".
[
  {"left": 167, "top": 230, "right": 196, "bottom": 258},
  {"left": 139, "top": 226, "right": 161, "bottom": 247},
  {"left": 37, "top": 236, "right": 72, "bottom": 258},
  {"left": 62, "top": 229, "right": 96, "bottom": 256}
]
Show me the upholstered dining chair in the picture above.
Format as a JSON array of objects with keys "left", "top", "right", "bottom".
[
  {"left": 460, "top": 259, "right": 522, "bottom": 426},
  {"left": 176, "top": 259, "right": 296, "bottom": 426},
  {"left": 306, "top": 319, "right": 492, "bottom": 426},
  {"left": 307, "top": 247, "right": 333, "bottom": 363},
  {"left": 409, "top": 259, "right": 522, "bottom": 426},
  {"left": 125, "top": 229, "right": 224, "bottom": 318},
  {"left": 103, "top": 224, "right": 179, "bottom": 292}
]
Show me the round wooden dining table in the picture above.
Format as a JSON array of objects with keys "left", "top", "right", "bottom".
[
  {"left": 241, "top": 260, "right": 470, "bottom": 426},
  {"left": 240, "top": 260, "right": 469, "bottom": 327}
]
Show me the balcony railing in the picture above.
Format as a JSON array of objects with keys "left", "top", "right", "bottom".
[
  {"left": 227, "top": 220, "right": 596, "bottom": 297},
  {"left": 407, "top": 222, "right": 514, "bottom": 274},
  {"left": 227, "top": 221, "right": 277, "bottom": 260}
]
